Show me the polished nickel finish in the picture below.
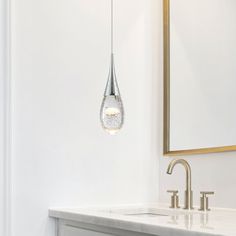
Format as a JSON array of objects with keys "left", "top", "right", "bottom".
[
  {"left": 167, "top": 190, "right": 180, "bottom": 209},
  {"left": 104, "top": 54, "right": 120, "bottom": 96},
  {"left": 199, "top": 192, "right": 214, "bottom": 211},
  {"left": 104, "top": 0, "right": 120, "bottom": 97},
  {"left": 167, "top": 159, "right": 194, "bottom": 210}
]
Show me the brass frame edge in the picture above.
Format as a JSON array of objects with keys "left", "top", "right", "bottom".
[
  {"left": 164, "top": 145, "right": 236, "bottom": 156},
  {"left": 163, "top": 0, "right": 170, "bottom": 156},
  {"left": 163, "top": 0, "right": 236, "bottom": 156}
]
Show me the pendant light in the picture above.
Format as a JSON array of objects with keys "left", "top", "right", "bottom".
[{"left": 100, "top": 0, "right": 124, "bottom": 135}]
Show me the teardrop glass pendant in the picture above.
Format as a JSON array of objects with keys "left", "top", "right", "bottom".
[
  {"left": 100, "top": 54, "right": 124, "bottom": 135},
  {"left": 100, "top": 0, "right": 124, "bottom": 135}
]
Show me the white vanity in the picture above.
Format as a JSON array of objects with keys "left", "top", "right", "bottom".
[{"left": 49, "top": 204, "right": 236, "bottom": 236}]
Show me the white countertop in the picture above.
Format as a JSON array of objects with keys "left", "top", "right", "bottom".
[{"left": 49, "top": 204, "right": 236, "bottom": 236}]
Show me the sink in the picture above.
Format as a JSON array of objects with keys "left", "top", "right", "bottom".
[
  {"left": 125, "top": 212, "right": 169, "bottom": 217},
  {"left": 106, "top": 207, "right": 188, "bottom": 217}
]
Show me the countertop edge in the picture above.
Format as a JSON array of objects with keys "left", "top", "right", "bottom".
[{"left": 48, "top": 208, "right": 220, "bottom": 236}]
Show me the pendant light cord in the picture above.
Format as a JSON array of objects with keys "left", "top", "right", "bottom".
[{"left": 111, "top": 0, "right": 113, "bottom": 54}]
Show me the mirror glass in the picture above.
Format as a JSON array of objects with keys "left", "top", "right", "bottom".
[{"left": 164, "top": 0, "right": 236, "bottom": 155}]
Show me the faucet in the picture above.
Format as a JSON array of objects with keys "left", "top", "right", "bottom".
[{"left": 167, "top": 159, "right": 193, "bottom": 210}]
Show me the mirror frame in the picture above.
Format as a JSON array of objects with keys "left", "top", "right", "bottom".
[{"left": 163, "top": 0, "right": 236, "bottom": 156}]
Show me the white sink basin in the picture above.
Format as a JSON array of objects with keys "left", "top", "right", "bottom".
[
  {"left": 125, "top": 212, "right": 169, "bottom": 217},
  {"left": 107, "top": 207, "right": 189, "bottom": 217}
]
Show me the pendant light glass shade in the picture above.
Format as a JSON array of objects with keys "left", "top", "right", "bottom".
[
  {"left": 100, "top": 0, "right": 124, "bottom": 134},
  {"left": 100, "top": 54, "right": 124, "bottom": 135}
]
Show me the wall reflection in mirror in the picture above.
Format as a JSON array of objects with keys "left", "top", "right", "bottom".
[{"left": 164, "top": 0, "right": 236, "bottom": 155}]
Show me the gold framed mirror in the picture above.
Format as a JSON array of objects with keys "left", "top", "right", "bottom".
[{"left": 163, "top": 0, "right": 236, "bottom": 156}]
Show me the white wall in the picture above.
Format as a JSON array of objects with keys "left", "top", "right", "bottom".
[
  {"left": 10, "top": 0, "right": 160, "bottom": 236},
  {"left": 0, "top": 0, "right": 5, "bottom": 232},
  {"left": 0, "top": 0, "right": 9, "bottom": 235}
]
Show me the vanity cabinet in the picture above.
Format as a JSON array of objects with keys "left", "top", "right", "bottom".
[
  {"left": 60, "top": 224, "right": 113, "bottom": 236},
  {"left": 57, "top": 219, "right": 159, "bottom": 236}
]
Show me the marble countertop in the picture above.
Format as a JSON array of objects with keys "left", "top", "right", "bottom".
[{"left": 49, "top": 204, "right": 236, "bottom": 236}]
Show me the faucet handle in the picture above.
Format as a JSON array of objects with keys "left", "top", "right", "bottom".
[
  {"left": 167, "top": 190, "right": 180, "bottom": 209},
  {"left": 167, "top": 190, "right": 178, "bottom": 194},
  {"left": 199, "top": 191, "right": 214, "bottom": 211}
]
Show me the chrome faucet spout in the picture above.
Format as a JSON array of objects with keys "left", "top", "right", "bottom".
[{"left": 167, "top": 159, "right": 193, "bottom": 210}]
